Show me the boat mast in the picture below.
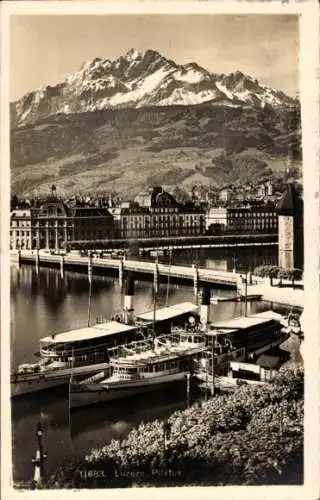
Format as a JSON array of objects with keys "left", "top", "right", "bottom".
[
  {"left": 244, "top": 269, "right": 248, "bottom": 318},
  {"left": 165, "top": 247, "right": 172, "bottom": 306},
  {"left": 87, "top": 251, "right": 93, "bottom": 327},
  {"left": 68, "top": 346, "right": 75, "bottom": 416},
  {"left": 152, "top": 251, "right": 159, "bottom": 339},
  {"left": 153, "top": 284, "right": 157, "bottom": 340}
]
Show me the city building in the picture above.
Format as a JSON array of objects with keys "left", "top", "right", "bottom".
[
  {"left": 117, "top": 203, "right": 151, "bottom": 239},
  {"left": 226, "top": 206, "right": 278, "bottom": 234},
  {"left": 206, "top": 208, "right": 228, "bottom": 233},
  {"left": 277, "top": 184, "right": 304, "bottom": 269},
  {"left": 10, "top": 209, "right": 32, "bottom": 250},
  {"left": 10, "top": 185, "right": 114, "bottom": 251},
  {"left": 206, "top": 205, "right": 278, "bottom": 235},
  {"left": 218, "top": 185, "right": 233, "bottom": 204},
  {"left": 257, "top": 181, "right": 273, "bottom": 198},
  {"left": 130, "top": 186, "right": 205, "bottom": 239}
]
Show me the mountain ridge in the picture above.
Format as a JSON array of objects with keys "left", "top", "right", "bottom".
[{"left": 11, "top": 48, "right": 296, "bottom": 128}]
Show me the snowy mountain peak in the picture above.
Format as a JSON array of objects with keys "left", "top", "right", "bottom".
[
  {"left": 124, "top": 48, "right": 145, "bottom": 61},
  {"left": 11, "top": 48, "right": 296, "bottom": 128}
]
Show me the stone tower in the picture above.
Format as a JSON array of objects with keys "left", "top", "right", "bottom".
[{"left": 277, "top": 184, "right": 304, "bottom": 269}]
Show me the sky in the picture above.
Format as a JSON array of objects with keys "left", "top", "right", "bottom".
[{"left": 10, "top": 14, "right": 299, "bottom": 101}]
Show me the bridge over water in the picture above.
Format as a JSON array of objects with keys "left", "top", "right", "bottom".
[
  {"left": 14, "top": 250, "right": 303, "bottom": 308},
  {"left": 17, "top": 251, "right": 240, "bottom": 288},
  {"left": 68, "top": 233, "right": 277, "bottom": 251}
]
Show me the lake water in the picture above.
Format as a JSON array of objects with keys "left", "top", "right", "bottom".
[{"left": 10, "top": 246, "right": 297, "bottom": 484}]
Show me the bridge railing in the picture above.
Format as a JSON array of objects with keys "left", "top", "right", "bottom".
[{"left": 18, "top": 252, "right": 240, "bottom": 285}]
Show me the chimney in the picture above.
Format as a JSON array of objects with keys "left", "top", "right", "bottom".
[
  {"left": 124, "top": 274, "right": 135, "bottom": 324},
  {"left": 200, "top": 286, "right": 211, "bottom": 326}
]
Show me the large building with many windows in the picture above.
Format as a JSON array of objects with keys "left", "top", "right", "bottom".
[
  {"left": 206, "top": 205, "right": 278, "bottom": 234},
  {"left": 134, "top": 187, "right": 205, "bottom": 239},
  {"left": 10, "top": 209, "right": 32, "bottom": 250},
  {"left": 110, "top": 187, "right": 205, "bottom": 240},
  {"left": 10, "top": 186, "right": 114, "bottom": 251},
  {"left": 226, "top": 206, "right": 278, "bottom": 233}
]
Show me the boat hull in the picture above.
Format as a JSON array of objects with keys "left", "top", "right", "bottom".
[
  {"left": 69, "top": 371, "right": 188, "bottom": 409},
  {"left": 11, "top": 362, "right": 109, "bottom": 398}
]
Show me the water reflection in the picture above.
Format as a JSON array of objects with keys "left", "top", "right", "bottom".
[{"left": 155, "top": 246, "right": 277, "bottom": 272}]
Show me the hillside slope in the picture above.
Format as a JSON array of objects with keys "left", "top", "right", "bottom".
[{"left": 11, "top": 103, "right": 301, "bottom": 197}]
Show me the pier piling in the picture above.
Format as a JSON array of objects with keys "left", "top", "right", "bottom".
[
  {"left": 193, "top": 264, "right": 199, "bottom": 297},
  {"left": 35, "top": 249, "right": 40, "bottom": 273},
  {"left": 60, "top": 255, "right": 64, "bottom": 278},
  {"left": 88, "top": 252, "right": 93, "bottom": 284},
  {"left": 119, "top": 257, "right": 124, "bottom": 289}
]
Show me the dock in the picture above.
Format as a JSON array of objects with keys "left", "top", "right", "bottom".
[
  {"left": 210, "top": 294, "right": 262, "bottom": 304},
  {"left": 244, "top": 283, "right": 304, "bottom": 309}
]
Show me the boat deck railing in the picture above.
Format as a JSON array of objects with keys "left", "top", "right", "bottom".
[{"left": 109, "top": 342, "right": 208, "bottom": 366}]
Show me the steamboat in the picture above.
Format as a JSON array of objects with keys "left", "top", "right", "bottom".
[
  {"left": 69, "top": 289, "right": 291, "bottom": 409},
  {"left": 11, "top": 275, "right": 198, "bottom": 397},
  {"left": 69, "top": 329, "right": 207, "bottom": 409}
]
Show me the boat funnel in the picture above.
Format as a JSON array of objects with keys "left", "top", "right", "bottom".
[
  {"left": 200, "top": 286, "right": 211, "bottom": 326},
  {"left": 124, "top": 274, "right": 135, "bottom": 324}
]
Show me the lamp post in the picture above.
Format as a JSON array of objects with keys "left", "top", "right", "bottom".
[
  {"left": 163, "top": 420, "right": 171, "bottom": 468},
  {"left": 211, "top": 338, "right": 215, "bottom": 397},
  {"left": 186, "top": 372, "right": 191, "bottom": 408},
  {"left": 32, "top": 421, "right": 47, "bottom": 487},
  {"left": 244, "top": 270, "right": 248, "bottom": 318}
]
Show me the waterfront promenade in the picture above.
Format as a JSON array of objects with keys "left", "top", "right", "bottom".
[
  {"left": 12, "top": 251, "right": 304, "bottom": 308},
  {"left": 245, "top": 281, "right": 304, "bottom": 309}
]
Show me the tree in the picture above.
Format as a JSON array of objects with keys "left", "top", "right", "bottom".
[
  {"left": 253, "top": 265, "right": 279, "bottom": 286},
  {"left": 282, "top": 268, "right": 303, "bottom": 288},
  {"left": 172, "top": 186, "right": 190, "bottom": 203},
  {"left": 11, "top": 194, "right": 20, "bottom": 210}
]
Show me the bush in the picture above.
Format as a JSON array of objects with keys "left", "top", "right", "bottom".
[
  {"left": 42, "top": 366, "right": 304, "bottom": 488},
  {"left": 253, "top": 265, "right": 280, "bottom": 285}
]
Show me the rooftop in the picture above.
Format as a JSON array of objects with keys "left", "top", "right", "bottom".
[
  {"left": 40, "top": 321, "right": 137, "bottom": 344},
  {"left": 11, "top": 209, "right": 31, "bottom": 217},
  {"left": 277, "top": 184, "right": 303, "bottom": 215},
  {"left": 206, "top": 310, "right": 279, "bottom": 335},
  {"left": 137, "top": 302, "right": 198, "bottom": 322}
]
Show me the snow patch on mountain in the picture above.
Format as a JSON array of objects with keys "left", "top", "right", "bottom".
[
  {"left": 11, "top": 48, "right": 296, "bottom": 127},
  {"left": 109, "top": 67, "right": 172, "bottom": 105},
  {"left": 173, "top": 68, "right": 205, "bottom": 84},
  {"left": 156, "top": 88, "right": 219, "bottom": 106},
  {"left": 215, "top": 82, "right": 235, "bottom": 100}
]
